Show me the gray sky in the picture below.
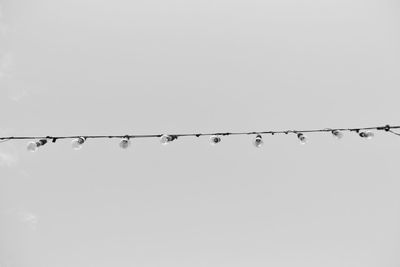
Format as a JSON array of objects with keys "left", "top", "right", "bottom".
[{"left": 1, "top": 0, "right": 400, "bottom": 266}]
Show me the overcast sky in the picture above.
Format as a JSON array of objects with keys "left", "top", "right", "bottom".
[{"left": 1, "top": 0, "right": 400, "bottom": 266}]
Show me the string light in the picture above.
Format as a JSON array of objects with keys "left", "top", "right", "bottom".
[
  {"left": 71, "top": 137, "right": 86, "bottom": 150},
  {"left": 160, "top": 134, "right": 177, "bottom": 145},
  {"left": 210, "top": 135, "right": 222, "bottom": 145},
  {"left": 27, "top": 139, "right": 47, "bottom": 152},
  {"left": 297, "top": 133, "right": 307, "bottom": 144},
  {"left": 119, "top": 137, "right": 131, "bottom": 149},
  {"left": 0, "top": 124, "right": 399, "bottom": 151},
  {"left": 359, "top": 131, "right": 374, "bottom": 139},
  {"left": 331, "top": 130, "right": 343, "bottom": 139},
  {"left": 253, "top": 134, "right": 264, "bottom": 148}
]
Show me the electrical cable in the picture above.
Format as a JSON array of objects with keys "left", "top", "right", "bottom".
[{"left": 388, "top": 129, "right": 400, "bottom": 136}]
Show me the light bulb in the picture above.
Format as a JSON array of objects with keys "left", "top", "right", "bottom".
[
  {"left": 27, "top": 139, "right": 48, "bottom": 152},
  {"left": 297, "top": 133, "right": 307, "bottom": 144},
  {"left": 71, "top": 137, "right": 86, "bottom": 150},
  {"left": 332, "top": 130, "right": 343, "bottom": 139},
  {"left": 366, "top": 131, "right": 375, "bottom": 139},
  {"left": 119, "top": 138, "right": 131, "bottom": 149},
  {"left": 27, "top": 141, "right": 38, "bottom": 152},
  {"left": 210, "top": 135, "right": 221, "bottom": 145},
  {"left": 253, "top": 134, "right": 264, "bottom": 148},
  {"left": 160, "top": 135, "right": 177, "bottom": 145},
  {"left": 359, "top": 131, "right": 374, "bottom": 139}
]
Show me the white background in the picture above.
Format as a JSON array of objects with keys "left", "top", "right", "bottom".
[{"left": 1, "top": 0, "right": 400, "bottom": 266}]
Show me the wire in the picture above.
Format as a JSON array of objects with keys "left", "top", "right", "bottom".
[
  {"left": 388, "top": 129, "right": 400, "bottom": 136},
  {"left": 0, "top": 124, "right": 399, "bottom": 142}
]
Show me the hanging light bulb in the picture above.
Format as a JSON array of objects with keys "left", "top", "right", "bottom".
[
  {"left": 160, "top": 134, "right": 170, "bottom": 145},
  {"left": 119, "top": 137, "right": 131, "bottom": 149},
  {"left": 71, "top": 137, "right": 86, "bottom": 150},
  {"left": 253, "top": 134, "right": 264, "bottom": 148},
  {"left": 210, "top": 135, "right": 221, "bottom": 145},
  {"left": 27, "top": 141, "right": 38, "bottom": 152},
  {"left": 27, "top": 139, "right": 48, "bottom": 152},
  {"left": 359, "top": 131, "right": 374, "bottom": 139},
  {"left": 297, "top": 133, "right": 307, "bottom": 144},
  {"left": 331, "top": 130, "right": 343, "bottom": 139},
  {"left": 160, "top": 134, "right": 177, "bottom": 145},
  {"left": 366, "top": 131, "right": 374, "bottom": 139}
]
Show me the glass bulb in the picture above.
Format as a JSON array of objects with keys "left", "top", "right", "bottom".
[
  {"left": 119, "top": 138, "right": 131, "bottom": 149},
  {"left": 253, "top": 135, "right": 264, "bottom": 148},
  {"left": 160, "top": 135, "right": 172, "bottom": 145},
  {"left": 359, "top": 131, "right": 374, "bottom": 139},
  {"left": 27, "top": 141, "right": 38, "bottom": 152},
  {"left": 71, "top": 137, "right": 85, "bottom": 150},
  {"left": 297, "top": 133, "right": 307, "bottom": 145},
  {"left": 210, "top": 135, "right": 221, "bottom": 145},
  {"left": 332, "top": 130, "right": 343, "bottom": 139},
  {"left": 367, "top": 132, "right": 375, "bottom": 139}
]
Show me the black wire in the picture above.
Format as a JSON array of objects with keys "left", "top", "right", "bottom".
[
  {"left": 0, "top": 124, "right": 398, "bottom": 141},
  {"left": 388, "top": 130, "right": 400, "bottom": 136}
]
